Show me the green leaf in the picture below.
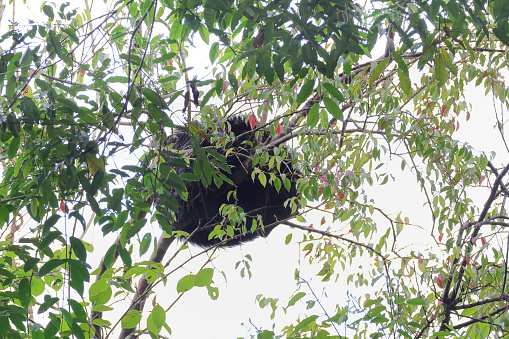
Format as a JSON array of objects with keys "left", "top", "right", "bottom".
[
  {"left": 368, "top": 58, "right": 390, "bottom": 86},
  {"left": 42, "top": 5, "right": 54, "bottom": 20},
  {"left": 306, "top": 103, "right": 319, "bottom": 128},
  {"left": 107, "top": 76, "right": 129, "bottom": 83},
  {"left": 391, "top": 51, "right": 409, "bottom": 75},
  {"left": 18, "top": 278, "right": 31, "bottom": 308},
  {"left": 394, "top": 297, "right": 405, "bottom": 304},
  {"left": 322, "top": 83, "right": 344, "bottom": 102},
  {"left": 44, "top": 316, "right": 61, "bottom": 338},
  {"left": 69, "top": 262, "right": 89, "bottom": 297},
  {"left": 108, "top": 188, "right": 124, "bottom": 211},
  {"left": 153, "top": 52, "right": 177, "bottom": 64},
  {"left": 38, "top": 295, "right": 59, "bottom": 314},
  {"left": 295, "top": 315, "right": 319, "bottom": 332},
  {"left": 56, "top": 96, "right": 81, "bottom": 113},
  {"left": 87, "top": 193, "right": 101, "bottom": 214},
  {"left": 258, "top": 172, "right": 267, "bottom": 187},
  {"left": 209, "top": 42, "right": 219, "bottom": 63},
  {"left": 70, "top": 237, "right": 87, "bottom": 261},
  {"left": 7, "top": 114, "right": 20, "bottom": 138},
  {"left": 19, "top": 97, "right": 39, "bottom": 122},
  {"left": 364, "top": 297, "right": 384, "bottom": 308},
  {"left": 493, "top": 27, "right": 509, "bottom": 47},
  {"left": 7, "top": 137, "right": 20, "bottom": 160},
  {"left": 62, "top": 308, "right": 85, "bottom": 339},
  {"left": 198, "top": 24, "right": 210, "bottom": 44},
  {"left": 142, "top": 88, "right": 160, "bottom": 106},
  {"left": 398, "top": 68, "right": 412, "bottom": 96},
  {"left": 434, "top": 51, "right": 447, "bottom": 83},
  {"left": 176, "top": 274, "right": 195, "bottom": 293},
  {"left": 323, "top": 96, "right": 343, "bottom": 121},
  {"left": 0, "top": 316, "right": 10, "bottom": 337},
  {"left": 89, "top": 280, "right": 112, "bottom": 305},
  {"left": 124, "top": 268, "right": 148, "bottom": 284},
  {"left": 407, "top": 298, "right": 426, "bottom": 306},
  {"left": 104, "top": 244, "right": 118, "bottom": 269},
  {"left": 121, "top": 310, "right": 142, "bottom": 329},
  {"left": 68, "top": 299, "right": 87, "bottom": 323},
  {"left": 296, "top": 79, "right": 315, "bottom": 104},
  {"left": 39, "top": 259, "right": 64, "bottom": 277},
  {"left": 62, "top": 27, "right": 79, "bottom": 44},
  {"left": 147, "top": 304, "right": 166, "bottom": 335},
  {"left": 288, "top": 292, "right": 306, "bottom": 307},
  {"left": 118, "top": 247, "right": 132, "bottom": 267},
  {"left": 140, "top": 233, "right": 152, "bottom": 256},
  {"left": 89, "top": 279, "right": 109, "bottom": 297},
  {"left": 194, "top": 268, "right": 214, "bottom": 287}
]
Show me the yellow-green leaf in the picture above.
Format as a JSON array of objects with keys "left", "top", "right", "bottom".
[
  {"left": 398, "top": 68, "right": 411, "bottom": 96},
  {"left": 368, "top": 58, "right": 390, "bottom": 86},
  {"left": 121, "top": 310, "right": 142, "bottom": 329},
  {"left": 177, "top": 274, "right": 195, "bottom": 293}
]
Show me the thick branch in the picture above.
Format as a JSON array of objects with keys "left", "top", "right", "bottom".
[
  {"left": 452, "top": 295, "right": 509, "bottom": 310},
  {"left": 438, "top": 162, "right": 509, "bottom": 333},
  {"left": 117, "top": 235, "right": 175, "bottom": 339},
  {"left": 453, "top": 304, "right": 509, "bottom": 330}
]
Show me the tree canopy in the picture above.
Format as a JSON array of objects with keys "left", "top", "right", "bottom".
[{"left": 1, "top": 0, "right": 509, "bottom": 338}]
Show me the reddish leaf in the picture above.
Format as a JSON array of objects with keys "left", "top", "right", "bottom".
[
  {"left": 80, "top": 70, "right": 85, "bottom": 76},
  {"left": 248, "top": 114, "right": 256, "bottom": 129},
  {"left": 339, "top": 193, "right": 345, "bottom": 200},
  {"left": 441, "top": 104, "right": 447, "bottom": 115},
  {"left": 319, "top": 175, "right": 327, "bottom": 184},
  {"left": 222, "top": 80, "right": 230, "bottom": 93},
  {"left": 60, "top": 200, "right": 66, "bottom": 213},
  {"left": 471, "top": 237, "right": 477, "bottom": 246},
  {"left": 276, "top": 123, "right": 281, "bottom": 135},
  {"left": 304, "top": 248, "right": 312, "bottom": 257},
  {"left": 465, "top": 253, "right": 470, "bottom": 265},
  {"left": 436, "top": 273, "right": 445, "bottom": 288},
  {"left": 481, "top": 237, "right": 486, "bottom": 246},
  {"left": 253, "top": 29, "right": 265, "bottom": 48},
  {"left": 418, "top": 253, "right": 423, "bottom": 265},
  {"left": 438, "top": 233, "right": 443, "bottom": 242}
]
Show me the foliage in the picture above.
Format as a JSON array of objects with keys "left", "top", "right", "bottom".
[{"left": 1, "top": 0, "right": 509, "bottom": 338}]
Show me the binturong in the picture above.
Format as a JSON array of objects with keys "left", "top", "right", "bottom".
[{"left": 162, "top": 115, "right": 300, "bottom": 248}]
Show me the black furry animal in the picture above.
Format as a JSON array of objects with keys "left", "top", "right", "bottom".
[{"left": 164, "top": 116, "right": 299, "bottom": 248}]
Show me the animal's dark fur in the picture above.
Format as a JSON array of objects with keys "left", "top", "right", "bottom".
[{"left": 166, "top": 116, "right": 299, "bottom": 248}]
